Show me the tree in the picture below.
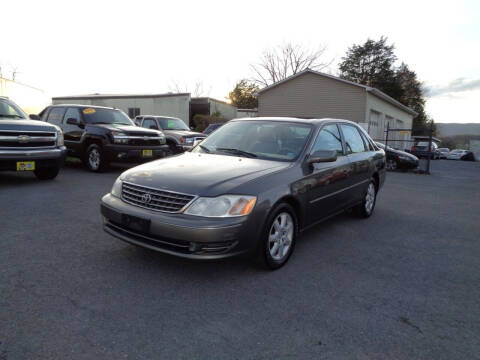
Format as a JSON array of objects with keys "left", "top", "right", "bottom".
[
  {"left": 169, "top": 80, "right": 210, "bottom": 97},
  {"left": 251, "top": 42, "right": 332, "bottom": 87},
  {"left": 339, "top": 37, "right": 433, "bottom": 135},
  {"left": 228, "top": 80, "right": 259, "bottom": 109}
]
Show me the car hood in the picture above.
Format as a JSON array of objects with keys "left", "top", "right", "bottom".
[
  {"left": 0, "top": 119, "right": 59, "bottom": 132},
  {"left": 163, "top": 129, "right": 205, "bottom": 138},
  {"left": 390, "top": 148, "right": 418, "bottom": 160},
  {"left": 120, "top": 152, "right": 290, "bottom": 196},
  {"left": 91, "top": 123, "right": 162, "bottom": 136}
]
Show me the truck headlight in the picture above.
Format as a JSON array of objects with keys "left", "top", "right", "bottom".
[
  {"left": 184, "top": 195, "right": 256, "bottom": 217},
  {"left": 111, "top": 131, "right": 129, "bottom": 144},
  {"left": 56, "top": 130, "right": 64, "bottom": 146},
  {"left": 111, "top": 177, "right": 123, "bottom": 197}
]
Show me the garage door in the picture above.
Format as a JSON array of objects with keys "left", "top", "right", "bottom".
[{"left": 368, "top": 110, "right": 382, "bottom": 140}]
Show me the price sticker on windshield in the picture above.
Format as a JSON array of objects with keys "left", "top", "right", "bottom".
[{"left": 83, "top": 108, "right": 96, "bottom": 115}]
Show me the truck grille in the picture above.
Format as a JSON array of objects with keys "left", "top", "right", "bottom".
[
  {"left": 0, "top": 130, "right": 56, "bottom": 148},
  {"left": 121, "top": 181, "right": 196, "bottom": 213},
  {"left": 127, "top": 138, "right": 162, "bottom": 146}
]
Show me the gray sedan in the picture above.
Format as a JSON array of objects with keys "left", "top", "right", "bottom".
[{"left": 101, "top": 118, "right": 386, "bottom": 269}]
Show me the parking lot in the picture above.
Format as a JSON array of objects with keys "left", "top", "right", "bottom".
[{"left": 1, "top": 160, "right": 479, "bottom": 359}]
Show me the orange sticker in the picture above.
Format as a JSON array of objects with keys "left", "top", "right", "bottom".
[{"left": 83, "top": 108, "right": 96, "bottom": 114}]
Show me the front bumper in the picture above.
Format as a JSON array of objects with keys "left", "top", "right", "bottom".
[
  {"left": 101, "top": 194, "right": 255, "bottom": 259},
  {"left": 0, "top": 146, "right": 67, "bottom": 171},
  {"left": 103, "top": 144, "right": 170, "bottom": 162}
]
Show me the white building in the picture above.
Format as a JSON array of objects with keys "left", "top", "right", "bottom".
[{"left": 0, "top": 77, "right": 49, "bottom": 115}]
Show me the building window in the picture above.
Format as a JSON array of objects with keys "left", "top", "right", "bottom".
[{"left": 128, "top": 108, "right": 140, "bottom": 118}]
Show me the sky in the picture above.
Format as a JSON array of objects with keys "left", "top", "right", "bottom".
[{"left": 2, "top": 0, "right": 479, "bottom": 123}]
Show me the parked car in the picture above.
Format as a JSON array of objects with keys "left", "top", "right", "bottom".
[
  {"left": 41, "top": 105, "right": 167, "bottom": 172},
  {"left": 447, "top": 149, "right": 468, "bottom": 160},
  {"left": 437, "top": 147, "right": 450, "bottom": 159},
  {"left": 461, "top": 151, "right": 475, "bottom": 161},
  {"left": 376, "top": 142, "right": 418, "bottom": 170},
  {"left": 203, "top": 123, "right": 224, "bottom": 135},
  {"left": 134, "top": 115, "right": 206, "bottom": 153},
  {"left": 411, "top": 141, "right": 439, "bottom": 159},
  {"left": 101, "top": 118, "right": 386, "bottom": 269},
  {"left": 0, "top": 96, "right": 66, "bottom": 179}
]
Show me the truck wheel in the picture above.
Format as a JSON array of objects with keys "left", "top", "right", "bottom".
[
  {"left": 34, "top": 167, "right": 59, "bottom": 180},
  {"left": 85, "top": 144, "right": 107, "bottom": 172}
]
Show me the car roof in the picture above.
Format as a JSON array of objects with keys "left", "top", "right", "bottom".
[
  {"left": 48, "top": 104, "right": 117, "bottom": 110},
  {"left": 231, "top": 117, "right": 360, "bottom": 126},
  {"left": 138, "top": 115, "right": 182, "bottom": 120}
]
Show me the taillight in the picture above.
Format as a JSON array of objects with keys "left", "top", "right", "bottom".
[{"left": 411, "top": 146, "right": 416, "bottom": 151}]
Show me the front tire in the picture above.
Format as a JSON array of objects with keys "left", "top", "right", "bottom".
[
  {"left": 353, "top": 180, "right": 377, "bottom": 218},
  {"left": 84, "top": 144, "right": 107, "bottom": 172},
  {"left": 34, "top": 167, "right": 59, "bottom": 180},
  {"left": 258, "top": 203, "right": 298, "bottom": 270}
]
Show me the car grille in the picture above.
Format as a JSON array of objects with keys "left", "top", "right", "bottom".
[
  {"left": 0, "top": 130, "right": 56, "bottom": 148},
  {"left": 121, "top": 181, "right": 196, "bottom": 213}
]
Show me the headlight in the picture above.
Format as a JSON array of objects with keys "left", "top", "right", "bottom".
[
  {"left": 111, "top": 177, "right": 123, "bottom": 197},
  {"left": 56, "top": 130, "right": 64, "bottom": 146},
  {"left": 111, "top": 131, "right": 129, "bottom": 144},
  {"left": 398, "top": 155, "right": 410, "bottom": 161},
  {"left": 184, "top": 195, "right": 256, "bottom": 217}
]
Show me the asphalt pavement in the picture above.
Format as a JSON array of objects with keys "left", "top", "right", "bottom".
[{"left": 1, "top": 159, "right": 480, "bottom": 359}]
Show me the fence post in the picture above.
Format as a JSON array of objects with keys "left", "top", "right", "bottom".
[{"left": 426, "top": 121, "right": 434, "bottom": 175}]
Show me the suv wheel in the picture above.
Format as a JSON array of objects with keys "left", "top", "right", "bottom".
[
  {"left": 258, "top": 203, "right": 298, "bottom": 270},
  {"left": 85, "top": 144, "right": 107, "bottom": 172},
  {"left": 354, "top": 180, "right": 377, "bottom": 218},
  {"left": 34, "top": 167, "right": 59, "bottom": 180}
]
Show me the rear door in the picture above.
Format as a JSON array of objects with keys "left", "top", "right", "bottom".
[
  {"left": 339, "top": 124, "right": 372, "bottom": 205},
  {"left": 305, "top": 123, "right": 353, "bottom": 223},
  {"left": 62, "top": 107, "right": 85, "bottom": 155}
]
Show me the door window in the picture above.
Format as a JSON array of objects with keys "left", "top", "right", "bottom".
[
  {"left": 311, "top": 124, "right": 343, "bottom": 155},
  {"left": 340, "top": 125, "right": 367, "bottom": 154},
  {"left": 46, "top": 107, "right": 66, "bottom": 126},
  {"left": 63, "top": 108, "right": 82, "bottom": 124},
  {"left": 142, "top": 118, "right": 159, "bottom": 130}
]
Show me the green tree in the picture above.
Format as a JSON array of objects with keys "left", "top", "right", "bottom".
[
  {"left": 228, "top": 80, "right": 259, "bottom": 109},
  {"left": 339, "top": 37, "right": 433, "bottom": 136}
]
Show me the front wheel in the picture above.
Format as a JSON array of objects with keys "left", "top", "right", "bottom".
[
  {"left": 34, "top": 167, "right": 60, "bottom": 180},
  {"left": 258, "top": 203, "right": 298, "bottom": 270},
  {"left": 84, "top": 144, "right": 107, "bottom": 172},
  {"left": 353, "top": 180, "right": 377, "bottom": 218},
  {"left": 386, "top": 159, "right": 397, "bottom": 171}
]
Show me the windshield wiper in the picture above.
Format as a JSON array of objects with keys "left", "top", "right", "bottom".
[
  {"left": 199, "top": 145, "right": 212, "bottom": 153},
  {"left": 216, "top": 147, "right": 257, "bottom": 158},
  {"left": 0, "top": 114, "right": 24, "bottom": 119}
]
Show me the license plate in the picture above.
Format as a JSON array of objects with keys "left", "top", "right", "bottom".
[
  {"left": 142, "top": 149, "right": 153, "bottom": 157},
  {"left": 16, "top": 161, "right": 35, "bottom": 171},
  {"left": 122, "top": 214, "right": 151, "bottom": 233}
]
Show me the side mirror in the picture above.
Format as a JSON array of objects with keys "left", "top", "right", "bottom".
[
  {"left": 307, "top": 150, "right": 338, "bottom": 165},
  {"left": 29, "top": 114, "right": 40, "bottom": 120},
  {"left": 66, "top": 118, "right": 80, "bottom": 126}
]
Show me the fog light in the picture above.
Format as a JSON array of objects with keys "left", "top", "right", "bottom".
[{"left": 117, "top": 153, "right": 127, "bottom": 159}]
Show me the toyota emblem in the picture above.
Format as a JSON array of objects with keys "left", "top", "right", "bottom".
[{"left": 141, "top": 193, "right": 152, "bottom": 204}]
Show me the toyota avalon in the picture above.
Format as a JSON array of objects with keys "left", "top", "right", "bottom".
[{"left": 101, "top": 118, "right": 386, "bottom": 269}]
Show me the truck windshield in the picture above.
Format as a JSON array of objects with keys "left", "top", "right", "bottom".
[
  {"left": 81, "top": 108, "right": 134, "bottom": 125},
  {"left": 157, "top": 118, "right": 189, "bottom": 131},
  {"left": 0, "top": 99, "right": 27, "bottom": 120}
]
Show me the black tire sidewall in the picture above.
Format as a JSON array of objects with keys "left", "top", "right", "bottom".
[
  {"left": 260, "top": 203, "right": 298, "bottom": 270},
  {"left": 34, "top": 167, "right": 59, "bottom": 180}
]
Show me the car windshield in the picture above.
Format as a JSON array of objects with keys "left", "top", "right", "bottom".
[
  {"left": 0, "top": 99, "right": 27, "bottom": 120},
  {"left": 192, "top": 120, "right": 313, "bottom": 161},
  {"left": 157, "top": 117, "right": 189, "bottom": 131},
  {"left": 81, "top": 108, "right": 133, "bottom": 125}
]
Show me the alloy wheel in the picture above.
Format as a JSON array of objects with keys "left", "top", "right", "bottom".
[
  {"left": 365, "top": 182, "right": 376, "bottom": 214},
  {"left": 88, "top": 148, "right": 101, "bottom": 170},
  {"left": 268, "top": 212, "right": 294, "bottom": 261}
]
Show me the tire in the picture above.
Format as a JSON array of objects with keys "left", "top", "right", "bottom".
[
  {"left": 84, "top": 144, "right": 108, "bottom": 172},
  {"left": 353, "top": 180, "right": 377, "bottom": 218},
  {"left": 34, "top": 167, "right": 59, "bottom": 180},
  {"left": 257, "top": 203, "right": 298, "bottom": 270},
  {"left": 386, "top": 159, "right": 397, "bottom": 171}
]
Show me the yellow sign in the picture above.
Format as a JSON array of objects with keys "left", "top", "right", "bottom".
[
  {"left": 83, "top": 108, "right": 96, "bottom": 114},
  {"left": 399, "top": 130, "right": 410, "bottom": 135},
  {"left": 16, "top": 161, "right": 35, "bottom": 171},
  {"left": 142, "top": 150, "right": 153, "bottom": 157}
]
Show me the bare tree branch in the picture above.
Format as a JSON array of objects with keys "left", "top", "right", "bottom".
[
  {"left": 168, "top": 80, "right": 211, "bottom": 97},
  {"left": 250, "top": 42, "right": 333, "bottom": 87}
]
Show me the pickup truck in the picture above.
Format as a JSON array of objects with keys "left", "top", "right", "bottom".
[{"left": 0, "top": 97, "right": 66, "bottom": 180}]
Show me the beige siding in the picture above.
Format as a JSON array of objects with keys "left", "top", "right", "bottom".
[
  {"left": 209, "top": 99, "right": 237, "bottom": 120},
  {"left": 366, "top": 93, "right": 413, "bottom": 149},
  {"left": 258, "top": 72, "right": 366, "bottom": 122},
  {"left": 53, "top": 95, "right": 191, "bottom": 124}
]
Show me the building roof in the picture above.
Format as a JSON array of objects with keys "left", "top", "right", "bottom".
[
  {"left": 52, "top": 92, "right": 190, "bottom": 100},
  {"left": 257, "top": 69, "right": 418, "bottom": 117},
  {"left": 191, "top": 97, "right": 234, "bottom": 106}
]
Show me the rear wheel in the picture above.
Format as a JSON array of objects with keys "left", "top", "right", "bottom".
[
  {"left": 34, "top": 167, "right": 59, "bottom": 180},
  {"left": 258, "top": 203, "right": 298, "bottom": 270},
  {"left": 353, "top": 180, "right": 377, "bottom": 218}
]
